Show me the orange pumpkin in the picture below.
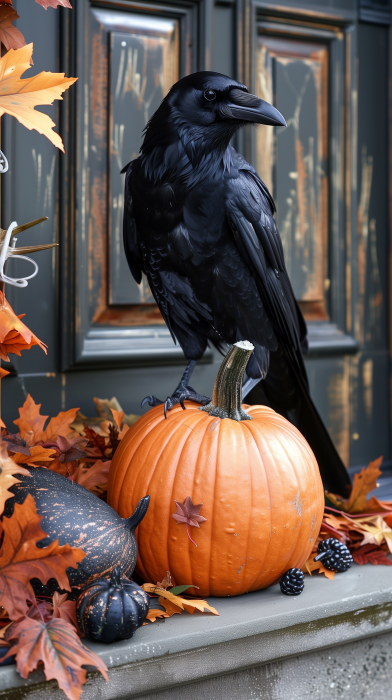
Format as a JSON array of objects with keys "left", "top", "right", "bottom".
[{"left": 108, "top": 342, "right": 324, "bottom": 596}]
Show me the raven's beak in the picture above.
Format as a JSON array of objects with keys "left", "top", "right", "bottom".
[{"left": 224, "top": 88, "right": 287, "bottom": 127}]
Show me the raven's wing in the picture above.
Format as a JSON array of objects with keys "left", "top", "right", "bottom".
[
  {"left": 123, "top": 162, "right": 144, "bottom": 285},
  {"left": 226, "top": 157, "right": 308, "bottom": 386}
]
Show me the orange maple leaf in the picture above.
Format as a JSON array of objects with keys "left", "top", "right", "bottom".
[
  {"left": 13, "top": 394, "right": 48, "bottom": 442},
  {"left": 325, "top": 457, "right": 390, "bottom": 514},
  {"left": 10, "top": 444, "right": 56, "bottom": 467},
  {"left": 0, "top": 43, "right": 77, "bottom": 151},
  {"left": 0, "top": 293, "right": 47, "bottom": 362},
  {"left": 0, "top": 6, "right": 26, "bottom": 51},
  {"left": 42, "top": 407, "right": 79, "bottom": 442},
  {"left": 0, "top": 442, "right": 30, "bottom": 516},
  {"left": 4, "top": 616, "right": 107, "bottom": 700},
  {"left": 0, "top": 494, "right": 85, "bottom": 619}
]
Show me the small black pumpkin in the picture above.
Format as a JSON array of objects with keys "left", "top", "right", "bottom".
[
  {"left": 76, "top": 568, "right": 150, "bottom": 643},
  {"left": 3, "top": 467, "right": 149, "bottom": 589}
]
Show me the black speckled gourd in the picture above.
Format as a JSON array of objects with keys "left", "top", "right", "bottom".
[
  {"left": 76, "top": 567, "right": 150, "bottom": 643},
  {"left": 3, "top": 467, "right": 150, "bottom": 589}
]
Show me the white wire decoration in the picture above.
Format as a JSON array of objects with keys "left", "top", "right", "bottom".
[
  {"left": 0, "top": 222, "right": 39, "bottom": 288},
  {"left": 0, "top": 150, "right": 9, "bottom": 174},
  {"left": 0, "top": 152, "right": 57, "bottom": 289}
]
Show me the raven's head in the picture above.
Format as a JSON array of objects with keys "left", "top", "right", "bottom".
[{"left": 140, "top": 72, "right": 286, "bottom": 167}]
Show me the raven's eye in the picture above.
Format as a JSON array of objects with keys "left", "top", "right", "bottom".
[{"left": 204, "top": 90, "right": 216, "bottom": 102}]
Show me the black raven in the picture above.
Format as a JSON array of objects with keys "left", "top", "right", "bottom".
[{"left": 122, "top": 71, "right": 351, "bottom": 495}]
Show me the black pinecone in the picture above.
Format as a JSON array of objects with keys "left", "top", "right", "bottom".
[
  {"left": 314, "top": 538, "right": 353, "bottom": 573},
  {"left": 280, "top": 568, "right": 305, "bottom": 596}
]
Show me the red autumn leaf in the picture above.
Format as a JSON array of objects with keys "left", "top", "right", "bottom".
[
  {"left": 4, "top": 616, "right": 107, "bottom": 700},
  {"left": 35, "top": 0, "right": 72, "bottom": 9},
  {"left": 172, "top": 496, "right": 207, "bottom": 547},
  {"left": 0, "top": 494, "right": 85, "bottom": 619},
  {"left": 351, "top": 544, "right": 392, "bottom": 566},
  {"left": 83, "top": 424, "right": 108, "bottom": 458},
  {"left": 0, "top": 6, "right": 26, "bottom": 51}
]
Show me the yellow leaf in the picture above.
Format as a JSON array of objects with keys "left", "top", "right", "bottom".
[
  {"left": 355, "top": 516, "right": 392, "bottom": 553},
  {"left": 0, "top": 43, "right": 77, "bottom": 151},
  {"left": 325, "top": 457, "right": 388, "bottom": 514},
  {"left": 142, "top": 584, "right": 219, "bottom": 616}
]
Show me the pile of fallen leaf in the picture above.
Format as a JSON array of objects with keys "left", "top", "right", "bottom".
[
  {"left": 303, "top": 457, "right": 392, "bottom": 579},
  {"left": 0, "top": 394, "right": 220, "bottom": 699},
  {"left": 2, "top": 393, "right": 137, "bottom": 498}
]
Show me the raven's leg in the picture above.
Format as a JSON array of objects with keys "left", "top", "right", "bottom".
[{"left": 141, "top": 360, "right": 211, "bottom": 418}]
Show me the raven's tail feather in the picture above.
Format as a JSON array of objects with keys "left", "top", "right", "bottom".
[{"left": 246, "top": 349, "right": 351, "bottom": 497}]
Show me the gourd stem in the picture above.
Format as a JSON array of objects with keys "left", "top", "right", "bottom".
[{"left": 200, "top": 341, "right": 254, "bottom": 422}]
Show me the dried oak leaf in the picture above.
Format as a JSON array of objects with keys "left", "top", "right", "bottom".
[
  {"left": 142, "top": 584, "right": 218, "bottom": 616},
  {"left": 0, "top": 441, "right": 30, "bottom": 515},
  {"left": 4, "top": 616, "right": 108, "bottom": 700},
  {"left": 0, "top": 43, "right": 77, "bottom": 151},
  {"left": 0, "top": 494, "right": 85, "bottom": 619},
  {"left": 0, "top": 6, "right": 26, "bottom": 51},
  {"left": 157, "top": 571, "right": 173, "bottom": 590},
  {"left": 172, "top": 496, "right": 207, "bottom": 547},
  {"left": 145, "top": 608, "right": 170, "bottom": 622},
  {"left": 351, "top": 544, "right": 392, "bottom": 566},
  {"left": 70, "top": 459, "right": 111, "bottom": 494},
  {"left": 302, "top": 557, "right": 335, "bottom": 580},
  {"left": 325, "top": 457, "right": 390, "bottom": 514},
  {"left": 0, "top": 294, "right": 47, "bottom": 363}
]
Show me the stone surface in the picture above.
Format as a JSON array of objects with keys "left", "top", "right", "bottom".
[{"left": 0, "top": 564, "right": 391, "bottom": 699}]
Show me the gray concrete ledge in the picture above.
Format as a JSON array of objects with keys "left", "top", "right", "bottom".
[{"left": 0, "top": 564, "right": 391, "bottom": 699}]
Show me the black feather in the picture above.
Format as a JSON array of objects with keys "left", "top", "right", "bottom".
[{"left": 121, "top": 71, "right": 351, "bottom": 495}]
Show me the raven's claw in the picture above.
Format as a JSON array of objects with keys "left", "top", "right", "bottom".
[
  {"left": 141, "top": 386, "right": 211, "bottom": 419},
  {"left": 141, "top": 395, "right": 163, "bottom": 408}
]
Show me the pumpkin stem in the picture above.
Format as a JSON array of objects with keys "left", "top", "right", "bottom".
[
  {"left": 110, "top": 566, "right": 123, "bottom": 587},
  {"left": 125, "top": 495, "right": 150, "bottom": 531},
  {"left": 199, "top": 341, "right": 254, "bottom": 421}
]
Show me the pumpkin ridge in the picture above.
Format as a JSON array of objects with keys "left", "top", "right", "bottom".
[
  {"left": 242, "top": 421, "right": 274, "bottom": 590},
  {"left": 242, "top": 422, "right": 256, "bottom": 593},
  {"left": 272, "top": 426, "right": 322, "bottom": 567},
  {"left": 141, "top": 417, "right": 195, "bottom": 584},
  {"left": 206, "top": 416, "right": 222, "bottom": 595},
  {"left": 111, "top": 407, "right": 171, "bottom": 507},
  {"left": 271, "top": 427, "right": 305, "bottom": 576},
  {"left": 187, "top": 414, "right": 216, "bottom": 590}
]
